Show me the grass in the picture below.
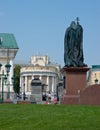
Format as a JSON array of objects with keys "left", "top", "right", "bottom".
[{"left": 0, "top": 104, "right": 100, "bottom": 130}]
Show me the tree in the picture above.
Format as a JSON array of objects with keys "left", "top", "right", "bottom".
[{"left": 13, "top": 64, "right": 21, "bottom": 94}]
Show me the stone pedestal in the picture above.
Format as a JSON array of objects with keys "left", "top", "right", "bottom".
[
  {"left": 31, "top": 78, "right": 42, "bottom": 103},
  {"left": 61, "top": 67, "right": 89, "bottom": 104}
]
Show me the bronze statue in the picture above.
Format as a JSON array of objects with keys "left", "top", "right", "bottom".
[{"left": 64, "top": 18, "right": 86, "bottom": 67}]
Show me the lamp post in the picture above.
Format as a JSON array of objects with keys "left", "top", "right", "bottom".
[
  {"left": 5, "top": 63, "right": 11, "bottom": 76},
  {"left": 94, "top": 73, "right": 98, "bottom": 84},
  {"left": 95, "top": 79, "right": 98, "bottom": 84},
  {"left": 0, "top": 63, "right": 11, "bottom": 103},
  {"left": 1, "top": 74, "right": 7, "bottom": 102}
]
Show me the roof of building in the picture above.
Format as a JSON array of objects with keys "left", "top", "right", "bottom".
[
  {"left": 0, "top": 33, "right": 19, "bottom": 49},
  {"left": 91, "top": 65, "right": 100, "bottom": 71},
  {"left": 92, "top": 65, "right": 100, "bottom": 69}
]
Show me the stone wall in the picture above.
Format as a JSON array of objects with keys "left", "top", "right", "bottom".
[
  {"left": 61, "top": 84, "right": 100, "bottom": 105},
  {"left": 80, "top": 84, "right": 100, "bottom": 105}
]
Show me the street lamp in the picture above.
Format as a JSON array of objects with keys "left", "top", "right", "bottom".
[
  {"left": 0, "top": 62, "right": 11, "bottom": 103},
  {"left": 94, "top": 73, "right": 98, "bottom": 84},
  {"left": 95, "top": 79, "right": 98, "bottom": 84},
  {"left": 1, "top": 74, "right": 7, "bottom": 102},
  {"left": 5, "top": 63, "right": 11, "bottom": 76}
]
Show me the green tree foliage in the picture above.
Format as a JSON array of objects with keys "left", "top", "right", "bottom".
[{"left": 13, "top": 64, "right": 21, "bottom": 94}]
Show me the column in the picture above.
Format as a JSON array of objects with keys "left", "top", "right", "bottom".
[
  {"left": 9, "top": 59, "right": 13, "bottom": 92},
  {"left": 20, "top": 76, "right": 22, "bottom": 93},
  {"left": 25, "top": 76, "right": 27, "bottom": 92},
  {"left": 46, "top": 76, "right": 49, "bottom": 92},
  {"left": 22, "top": 77, "right": 25, "bottom": 93},
  {"left": 32, "top": 74, "right": 34, "bottom": 80},
  {"left": 52, "top": 76, "right": 55, "bottom": 93},
  {"left": 54, "top": 76, "right": 56, "bottom": 93},
  {"left": 52, "top": 76, "right": 56, "bottom": 94},
  {"left": 39, "top": 75, "right": 42, "bottom": 81},
  {"left": 21, "top": 77, "right": 24, "bottom": 100}
]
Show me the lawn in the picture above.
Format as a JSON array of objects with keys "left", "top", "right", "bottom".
[{"left": 0, "top": 104, "right": 100, "bottom": 130}]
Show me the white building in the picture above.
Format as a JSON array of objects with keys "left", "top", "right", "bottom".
[
  {"left": 20, "top": 55, "right": 61, "bottom": 97},
  {"left": 88, "top": 65, "right": 100, "bottom": 85},
  {"left": 0, "top": 33, "right": 19, "bottom": 100}
]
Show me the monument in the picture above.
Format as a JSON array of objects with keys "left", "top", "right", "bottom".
[
  {"left": 61, "top": 18, "right": 89, "bottom": 104},
  {"left": 30, "top": 76, "right": 42, "bottom": 104}
]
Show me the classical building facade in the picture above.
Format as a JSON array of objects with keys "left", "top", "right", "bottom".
[
  {"left": 0, "top": 33, "right": 19, "bottom": 100},
  {"left": 88, "top": 65, "right": 100, "bottom": 85},
  {"left": 20, "top": 55, "right": 61, "bottom": 97}
]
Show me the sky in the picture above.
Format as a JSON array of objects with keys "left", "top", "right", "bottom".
[{"left": 0, "top": 0, "right": 100, "bottom": 68}]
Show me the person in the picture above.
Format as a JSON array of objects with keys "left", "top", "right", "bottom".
[
  {"left": 64, "top": 19, "right": 86, "bottom": 67},
  {"left": 53, "top": 97, "right": 57, "bottom": 104}
]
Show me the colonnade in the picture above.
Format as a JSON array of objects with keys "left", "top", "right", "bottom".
[{"left": 20, "top": 73, "right": 57, "bottom": 95}]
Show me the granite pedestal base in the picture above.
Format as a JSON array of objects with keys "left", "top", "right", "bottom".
[{"left": 61, "top": 67, "right": 89, "bottom": 105}]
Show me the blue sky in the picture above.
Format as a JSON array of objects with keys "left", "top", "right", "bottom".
[{"left": 0, "top": 0, "right": 100, "bottom": 67}]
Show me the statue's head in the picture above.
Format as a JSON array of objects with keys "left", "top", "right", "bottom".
[{"left": 70, "top": 21, "right": 76, "bottom": 29}]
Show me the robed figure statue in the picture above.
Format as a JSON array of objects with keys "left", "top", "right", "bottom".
[{"left": 64, "top": 19, "right": 86, "bottom": 67}]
